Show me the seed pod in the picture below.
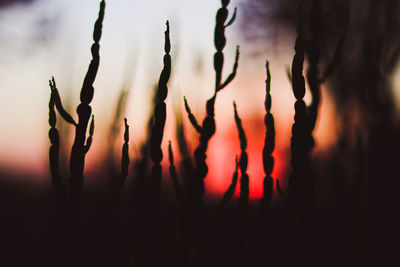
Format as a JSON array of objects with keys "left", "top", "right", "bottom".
[
  {"left": 183, "top": 96, "right": 202, "bottom": 133},
  {"left": 263, "top": 154, "right": 274, "bottom": 175},
  {"left": 239, "top": 152, "right": 248, "bottom": 172},
  {"left": 84, "top": 115, "right": 95, "bottom": 153},
  {"left": 214, "top": 52, "right": 224, "bottom": 75},
  {"left": 93, "top": 0, "right": 105, "bottom": 42},
  {"left": 224, "top": 7, "right": 237, "bottom": 28},
  {"left": 222, "top": 0, "right": 230, "bottom": 8},
  {"left": 50, "top": 78, "right": 77, "bottom": 126},
  {"left": 49, "top": 89, "right": 57, "bottom": 128},
  {"left": 80, "top": 0, "right": 104, "bottom": 105},
  {"left": 218, "top": 46, "right": 240, "bottom": 92}
]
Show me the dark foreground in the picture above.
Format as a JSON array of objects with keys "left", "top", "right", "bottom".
[{"left": 3, "top": 169, "right": 396, "bottom": 267}]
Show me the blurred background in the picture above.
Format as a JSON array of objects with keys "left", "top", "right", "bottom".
[
  {"left": 1, "top": 0, "right": 399, "bottom": 266},
  {"left": 0, "top": 0, "right": 341, "bottom": 198}
]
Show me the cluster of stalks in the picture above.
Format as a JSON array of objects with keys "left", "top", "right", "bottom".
[
  {"left": 48, "top": 1, "right": 106, "bottom": 266},
  {"left": 185, "top": 0, "right": 239, "bottom": 209},
  {"left": 282, "top": 1, "right": 347, "bottom": 266},
  {"left": 46, "top": 0, "right": 352, "bottom": 267},
  {"left": 177, "top": 1, "right": 240, "bottom": 265}
]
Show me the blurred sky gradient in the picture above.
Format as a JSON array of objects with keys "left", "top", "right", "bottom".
[{"left": 0, "top": 0, "right": 339, "bottom": 198}]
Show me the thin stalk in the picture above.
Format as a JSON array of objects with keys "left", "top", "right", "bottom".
[
  {"left": 52, "top": 1, "right": 105, "bottom": 265},
  {"left": 175, "top": 105, "right": 195, "bottom": 199},
  {"left": 285, "top": 1, "right": 312, "bottom": 266},
  {"left": 258, "top": 61, "right": 275, "bottom": 266},
  {"left": 282, "top": 2, "right": 348, "bottom": 267},
  {"left": 174, "top": 108, "right": 195, "bottom": 267},
  {"left": 115, "top": 118, "right": 130, "bottom": 199},
  {"left": 233, "top": 102, "right": 249, "bottom": 211},
  {"left": 168, "top": 141, "right": 184, "bottom": 204},
  {"left": 106, "top": 50, "right": 138, "bottom": 173},
  {"left": 129, "top": 86, "right": 157, "bottom": 267},
  {"left": 147, "top": 21, "right": 171, "bottom": 267},
  {"left": 233, "top": 101, "right": 249, "bottom": 267},
  {"left": 182, "top": 3, "right": 240, "bottom": 265},
  {"left": 219, "top": 156, "right": 239, "bottom": 209},
  {"left": 49, "top": 79, "right": 64, "bottom": 193},
  {"left": 185, "top": 0, "right": 240, "bottom": 209}
]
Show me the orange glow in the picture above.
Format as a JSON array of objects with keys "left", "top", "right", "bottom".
[
  {"left": 206, "top": 117, "right": 288, "bottom": 200},
  {"left": 0, "top": 1, "right": 338, "bottom": 203}
]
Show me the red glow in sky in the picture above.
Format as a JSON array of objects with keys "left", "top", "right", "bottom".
[
  {"left": 0, "top": 0, "right": 339, "bottom": 204},
  {"left": 206, "top": 116, "right": 287, "bottom": 200}
]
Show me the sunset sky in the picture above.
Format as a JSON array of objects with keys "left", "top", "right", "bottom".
[{"left": 0, "top": 0, "right": 339, "bottom": 199}]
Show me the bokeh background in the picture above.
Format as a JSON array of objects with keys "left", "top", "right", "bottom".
[
  {"left": 0, "top": 0, "right": 341, "bottom": 198},
  {"left": 1, "top": 0, "right": 400, "bottom": 266}
]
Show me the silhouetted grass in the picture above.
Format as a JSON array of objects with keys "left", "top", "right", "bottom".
[
  {"left": 258, "top": 61, "right": 275, "bottom": 265},
  {"left": 147, "top": 21, "right": 171, "bottom": 266},
  {"left": 283, "top": 2, "right": 347, "bottom": 266},
  {"left": 128, "top": 85, "right": 158, "bottom": 267},
  {"left": 233, "top": 102, "right": 249, "bottom": 210},
  {"left": 40, "top": 0, "right": 397, "bottom": 266},
  {"left": 276, "top": 179, "right": 287, "bottom": 199},
  {"left": 233, "top": 101, "right": 249, "bottom": 267},
  {"left": 107, "top": 89, "right": 130, "bottom": 175},
  {"left": 168, "top": 141, "right": 184, "bottom": 204},
  {"left": 48, "top": 78, "right": 64, "bottom": 193},
  {"left": 47, "top": 1, "right": 105, "bottom": 265},
  {"left": 185, "top": 0, "right": 240, "bottom": 209},
  {"left": 171, "top": 106, "right": 196, "bottom": 267},
  {"left": 219, "top": 155, "right": 239, "bottom": 209},
  {"left": 174, "top": 102, "right": 195, "bottom": 200},
  {"left": 113, "top": 118, "right": 130, "bottom": 201},
  {"left": 179, "top": 2, "right": 241, "bottom": 265},
  {"left": 106, "top": 51, "right": 137, "bottom": 166},
  {"left": 285, "top": 1, "right": 310, "bottom": 266}
]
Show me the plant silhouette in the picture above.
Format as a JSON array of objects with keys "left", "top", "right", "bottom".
[{"left": 1, "top": 0, "right": 390, "bottom": 267}]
